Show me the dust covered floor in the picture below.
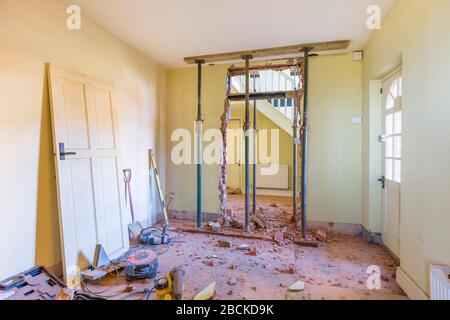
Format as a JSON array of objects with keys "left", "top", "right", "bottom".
[
  {"left": 84, "top": 195, "right": 407, "bottom": 301},
  {"left": 227, "top": 194, "right": 295, "bottom": 230}
]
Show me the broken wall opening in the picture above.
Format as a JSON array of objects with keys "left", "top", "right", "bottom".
[{"left": 218, "top": 60, "right": 305, "bottom": 232}]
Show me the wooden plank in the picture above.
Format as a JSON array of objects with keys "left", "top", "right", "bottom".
[
  {"left": 294, "top": 238, "right": 319, "bottom": 248},
  {"left": 174, "top": 227, "right": 274, "bottom": 242},
  {"left": 251, "top": 215, "right": 268, "bottom": 230},
  {"left": 184, "top": 40, "right": 350, "bottom": 64},
  {"left": 293, "top": 234, "right": 319, "bottom": 248},
  {"left": 228, "top": 90, "right": 298, "bottom": 102},
  {"left": 229, "top": 63, "right": 301, "bottom": 76}
]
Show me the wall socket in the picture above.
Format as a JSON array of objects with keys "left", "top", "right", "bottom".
[
  {"left": 352, "top": 116, "right": 363, "bottom": 124},
  {"left": 352, "top": 51, "right": 364, "bottom": 61}
]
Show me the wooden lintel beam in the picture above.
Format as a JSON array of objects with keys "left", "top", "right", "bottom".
[
  {"left": 175, "top": 227, "right": 274, "bottom": 242},
  {"left": 229, "top": 62, "right": 302, "bottom": 76},
  {"left": 228, "top": 90, "right": 297, "bottom": 102},
  {"left": 184, "top": 40, "right": 350, "bottom": 65}
]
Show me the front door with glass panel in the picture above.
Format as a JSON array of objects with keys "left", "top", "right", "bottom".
[{"left": 381, "top": 71, "right": 402, "bottom": 258}]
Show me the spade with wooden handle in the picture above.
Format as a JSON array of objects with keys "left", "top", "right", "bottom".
[{"left": 123, "top": 169, "right": 143, "bottom": 239}]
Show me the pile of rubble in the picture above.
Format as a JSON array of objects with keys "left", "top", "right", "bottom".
[{"left": 206, "top": 200, "right": 329, "bottom": 247}]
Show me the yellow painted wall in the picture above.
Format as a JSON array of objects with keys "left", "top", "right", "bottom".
[
  {"left": 166, "top": 54, "right": 362, "bottom": 224},
  {"left": 0, "top": 0, "right": 166, "bottom": 279},
  {"left": 361, "top": 80, "right": 382, "bottom": 233},
  {"left": 362, "top": 0, "right": 450, "bottom": 294},
  {"left": 308, "top": 54, "right": 362, "bottom": 224},
  {"left": 166, "top": 64, "right": 227, "bottom": 214}
]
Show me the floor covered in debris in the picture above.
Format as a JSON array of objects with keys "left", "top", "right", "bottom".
[{"left": 86, "top": 195, "right": 407, "bottom": 300}]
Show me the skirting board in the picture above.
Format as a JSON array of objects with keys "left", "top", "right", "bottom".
[
  {"left": 255, "top": 189, "right": 292, "bottom": 197},
  {"left": 307, "top": 221, "right": 362, "bottom": 236},
  {"left": 169, "top": 210, "right": 219, "bottom": 223},
  {"left": 396, "top": 267, "right": 429, "bottom": 300},
  {"left": 381, "top": 242, "right": 400, "bottom": 264}
]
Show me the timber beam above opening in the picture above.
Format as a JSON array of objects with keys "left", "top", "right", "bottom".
[
  {"left": 227, "top": 90, "right": 298, "bottom": 102},
  {"left": 229, "top": 62, "right": 302, "bottom": 76},
  {"left": 184, "top": 40, "right": 350, "bottom": 65}
]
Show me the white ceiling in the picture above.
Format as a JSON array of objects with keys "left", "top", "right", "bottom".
[{"left": 60, "top": 0, "right": 399, "bottom": 68}]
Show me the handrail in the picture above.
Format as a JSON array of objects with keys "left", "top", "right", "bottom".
[{"left": 231, "top": 70, "right": 297, "bottom": 120}]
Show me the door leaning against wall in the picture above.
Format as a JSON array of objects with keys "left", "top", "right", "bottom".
[
  {"left": 380, "top": 71, "right": 402, "bottom": 258},
  {"left": 48, "top": 65, "right": 129, "bottom": 286}
]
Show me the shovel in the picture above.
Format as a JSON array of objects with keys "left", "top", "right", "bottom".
[{"left": 123, "top": 169, "right": 143, "bottom": 239}]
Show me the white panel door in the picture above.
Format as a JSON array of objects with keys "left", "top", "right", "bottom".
[
  {"left": 48, "top": 65, "right": 129, "bottom": 284},
  {"left": 381, "top": 71, "right": 402, "bottom": 258},
  {"left": 227, "top": 119, "right": 243, "bottom": 192}
]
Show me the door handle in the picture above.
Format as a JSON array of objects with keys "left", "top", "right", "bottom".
[
  {"left": 59, "top": 143, "right": 77, "bottom": 160},
  {"left": 378, "top": 176, "right": 386, "bottom": 189}
]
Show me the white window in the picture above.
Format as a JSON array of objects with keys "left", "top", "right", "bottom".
[{"left": 384, "top": 76, "right": 402, "bottom": 183}]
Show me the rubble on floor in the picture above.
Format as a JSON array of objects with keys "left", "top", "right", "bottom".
[
  {"left": 208, "top": 222, "right": 222, "bottom": 233},
  {"left": 167, "top": 196, "right": 404, "bottom": 300},
  {"left": 315, "top": 229, "right": 328, "bottom": 242},
  {"left": 74, "top": 222, "right": 405, "bottom": 300},
  {"left": 227, "top": 187, "right": 242, "bottom": 195},
  {"left": 194, "top": 282, "right": 216, "bottom": 300},
  {"left": 218, "top": 240, "right": 232, "bottom": 248},
  {"left": 237, "top": 244, "right": 251, "bottom": 251},
  {"left": 162, "top": 221, "right": 405, "bottom": 300},
  {"left": 289, "top": 280, "right": 305, "bottom": 292},
  {"left": 189, "top": 195, "right": 326, "bottom": 250},
  {"left": 69, "top": 195, "right": 406, "bottom": 301}
]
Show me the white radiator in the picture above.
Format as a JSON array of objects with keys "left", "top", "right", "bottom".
[
  {"left": 256, "top": 165, "right": 289, "bottom": 190},
  {"left": 430, "top": 265, "right": 450, "bottom": 300}
]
